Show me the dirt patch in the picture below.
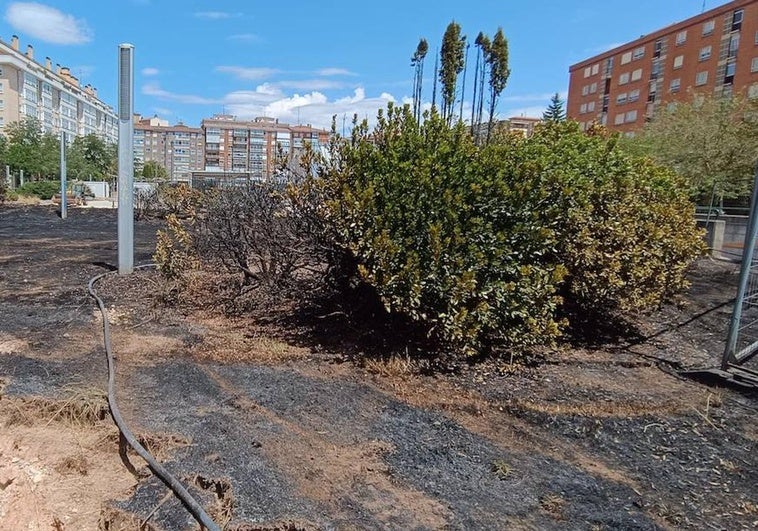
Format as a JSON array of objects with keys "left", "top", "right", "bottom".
[{"left": 0, "top": 412, "right": 136, "bottom": 529}]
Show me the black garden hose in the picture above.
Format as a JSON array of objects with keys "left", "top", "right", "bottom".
[{"left": 88, "top": 264, "right": 220, "bottom": 531}]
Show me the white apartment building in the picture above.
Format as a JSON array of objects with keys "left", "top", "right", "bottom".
[{"left": 0, "top": 35, "right": 117, "bottom": 142}]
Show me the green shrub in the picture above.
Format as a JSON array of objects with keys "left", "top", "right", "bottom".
[
  {"left": 315, "top": 107, "right": 704, "bottom": 357},
  {"left": 317, "top": 105, "right": 566, "bottom": 355},
  {"left": 16, "top": 180, "right": 61, "bottom": 200},
  {"left": 491, "top": 121, "right": 705, "bottom": 314}
]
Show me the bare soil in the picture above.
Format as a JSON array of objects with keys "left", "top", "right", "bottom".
[{"left": 0, "top": 205, "right": 756, "bottom": 530}]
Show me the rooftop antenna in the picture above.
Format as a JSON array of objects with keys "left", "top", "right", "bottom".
[{"left": 702, "top": 0, "right": 706, "bottom": 12}]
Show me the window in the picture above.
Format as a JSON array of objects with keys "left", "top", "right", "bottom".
[
  {"left": 625, "top": 110, "right": 638, "bottom": 123},
  {"left": 588, "top": 101, "right": 595, "bottom": 112},
  {"left": 616, "top": 93, "right": 628, "bottom": 104},
  {"left": 631, "top": 68, "right": 643, "bottom": 81},
  {"left": 732, "top": 9, "right": 744, "bottom": 32},
  {"left": 725, "top": 61, "right": 736, "bottom": 84},
  {"left": 670, "top": 78, "right": 681, "bottom": 92},
  {"left": 591, "top": 64, "right": 599, "bottom": 75},
  {"left": 621, "top": 51, "right": 632, "bottom": 65},
  {"left": 590, "top": 82, "right": 597, "bottom": 94},
  {"left": 0, "top": 81, "right": 3, "bottom": 93},
  {"left": 729, "top": 34, "right": 740, "bottom": 58},
  {"left": 614, "top": 113, "right": 625, "bottom": 125},
  {"left": 672, "top": 55, "right": 683, "bottom": 69},
  {"left": 584, "top": 66, "right": 591, "bottom": 78},
  {"left": 619, "top": 72, "right": 630, "bottom": 85},
  {"left": 676, "top": 30, "right": 687, "bottom": 46},
  {"left": 749, "top": 84, "right": 758, "bottom": 99},
  {"left": 695, "top": 71, "right": 708, "bottom": 86},
  {"left": 629, "top": 89, "right": 640, "bottom": 102},
  {"left": 580, "top": 103, "right": 587, "bottom": 114},
  {"left": 755, "top": 30, "right": 758, "bottom": 45},
  {"left": 752, "top": 57, "right": 758, "bottom": 73},
  {"left": 582, "top": 85, "right": 589, "bottom": 96},
  {"left": 654, "top": 40, "right": 663, "bottom": 58},
  {"left": 632, "top": 46, "right": 645, "bottom": 60},
  {"left": 699, "top": 45, "right": 712, "bottom": 61},
  {"left": 703, "top": 20, "right": 715, "bottom": 36}
]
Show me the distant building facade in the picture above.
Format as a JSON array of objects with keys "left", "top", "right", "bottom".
[
  {"left": 133, "top": 114, "right": 204, "bottom": 182},
  {"left": 0, "top": 35, "right": 117, "bottom": 142},
  {"left": 199, "top": 114, "right": 329, "bottom": 182},
  {"left": 568, "top": 0, "right": 758, "bottom": 133}
]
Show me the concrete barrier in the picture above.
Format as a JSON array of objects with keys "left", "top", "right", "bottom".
[{"left": 698, "top": 215, "right": 749, "bottom": 261}]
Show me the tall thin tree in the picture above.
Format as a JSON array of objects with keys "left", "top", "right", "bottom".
[
  {"left": 439, "top": 21, "right": 466, "bottom": 123},
  {"left": 459, "top": 42, "right": 470, "bottom": 122},
  {"left": 476, "top": 34, "right": 491, "bottom": 139},
  {"left": 411, "top": 38, "right": 429, "bottom": 123},
  {"left": 486, "top": 28, "right": 510, "bottom": 144},
  {"left": 431, "top": 50, "right": 439, "bottom": 111},
  {"left": 470, "top": 33, "right": 484, "bottom": 135}
]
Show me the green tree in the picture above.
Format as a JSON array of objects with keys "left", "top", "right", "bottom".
[
  {"left": 623, "top": 93, "right": 758, "bottom": 203},
  {"left": 472, "top": 32, "right": 490, "bottom": 139},
  {"left": 68, "top": 134, "right": 116, "bottom": 181},
  {"left": 543, "top": 92, "right": 566, "bottom": 122},
  {"left": 5, "top": 117, "right": 44, "bottom": 178},
  {"left": 485, "top": 28, "right": 510, "bottom": 144},
  {"left": 142, "top": 160, "right": 169, "bottom": 182},
  {"left": 439, "top": 21, "right": 466, "bottom": 123},
  {"left": 410, "top": 38, "right": 429, "bottom": 123}
]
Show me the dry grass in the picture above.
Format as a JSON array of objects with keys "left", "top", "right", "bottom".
[
  {"left": 134, "top": 432, "right": 191, "bottom": 462},
  {"left": 191, "top": 475, "right": 235, "bottom": 527},
  {"left": 363, "top": 354, "right": 416, "bottom": 378},
  {"left": 1, "top": 386, "right": 109, "bottom": 428},
  {"left": 490, "top": 459, "right": 511, "bottom": 480},
  {"left": 12, "top": 195, "right": 41, "bottom": 206},
  {"left": 540, "top": 494, "right": 566, "bottom": 519},
  {"left": 510, "top": 397, "right": 684, "bottom": 418},
  {"left": 54, "top": 454, "right": 90, "bottom": 476}
]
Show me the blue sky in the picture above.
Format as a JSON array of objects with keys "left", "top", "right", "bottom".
[{"left": 0, "top": 0, "right": 725, "bottom": 129}]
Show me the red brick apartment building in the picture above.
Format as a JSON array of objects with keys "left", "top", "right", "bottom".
[{"left": 568, "top": 0, "right": 758, "bottom": 133}]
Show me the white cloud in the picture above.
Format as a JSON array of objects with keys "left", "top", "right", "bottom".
[
  {"left": 5, "top": 2, "right": 92, "bottom": 45},
  {"left": 224, "top": 87, "right": 397, "bottom": 129},
  {"left": 142, "top": 82, "right": 219, "bottom": 105},
  {"left": 216, "top": 66, "right": 280, "bottom": 80},
  {"left": 153, "top": 107, "right": 172, "bottom": 116},
  {"left": 142, "top": 67, "right": 160, "bottom": 76},
  {"left": 194, "top": 11, "right": 240, "bottom": 19},
  {"left": 316, "top": 67, "right": 357, "bottom": 77},
  {"left": 227, "top": 33, "right": 260, "bottom": 42}
]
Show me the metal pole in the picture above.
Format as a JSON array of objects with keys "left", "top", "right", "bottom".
[
  {"left": 60, "top": 131, "right": 67, "bottom": 219},
  {"left": 19, "top": 169, "right": 24, "bottom": 188},
  {"left": 117, "top": 44, "right": 135, "bottom": 275},
  {"left": 723, "top": 164, "right": 758, "bottom": 368}
]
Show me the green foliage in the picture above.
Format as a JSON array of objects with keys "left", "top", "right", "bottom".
[
  {"left": 411, "top": 38, "right": 429, "bottom": 123},
  {"left": 317, "top": 104, "right": 566, "bottom": 355},
  {"left": 439, "top": 21, "right": 466, "bottom": 123},
  {"left": 16, "top": 180, "right": 61, "bottom": 200},
  {"left": 314, "top": 106, "right": 703, "bottom": 357},
  {"left": 4, "top": 117, "right": 60, "bottom": 179},
  {"left": 485, "top": 28, "right": 510, "bottom": 142},
  {"left": 622, "top": 93, "right": 758, "bottom": 202},
  {"left": 142, "top": 160, "right": 169, "bottom": 182},
  {"left": 493, "top": 121, "right": 706, "bottom": 313},
  {"left": 543, "top": 93, "right": 566, "bottom": 122},
  {"left": 68, "top": 134, "right": 116, "bottom": 181}
]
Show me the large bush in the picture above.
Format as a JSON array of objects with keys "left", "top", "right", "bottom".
[
  {"left": 317, "top": 105, "right": 567, "bottom": 355},
  {"left": 488, "top": 121, "right": 706, "bottom": 314},
  {"left": 315, "top": 105, "right": 704, "bottom": 355}
]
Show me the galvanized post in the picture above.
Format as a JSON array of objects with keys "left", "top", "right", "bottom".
[
  {"left": 117, "top": 44, "right": 134, "bottom": 275},
  {"left": 60, "top": 131, "right": 67, "bottom": 219},
  {"left": 723, "top": 164, "right": 758, "bottom": 369},
  {"left": 19, "top": 169, "right": 24, "bottom": 188}
]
